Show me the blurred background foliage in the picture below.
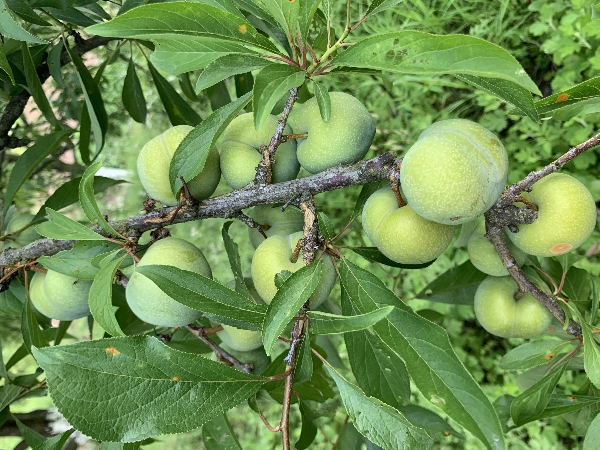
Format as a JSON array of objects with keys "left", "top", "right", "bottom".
[{"left": 1, "top": 0, "right": 599, "bottom": 448}]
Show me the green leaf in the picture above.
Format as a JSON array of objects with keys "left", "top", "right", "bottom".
[
  {"left": 326, "top": 365, "right": 433, "bottom": 449},
  {"left": 499, "top": 339, "right": 573, "bottom": 371},
  {"left": 15, "top": 418, "right": 46, "bottom": 448},
  {"left": 22, "top": 295, "right": 48, "bottom": 353},
  {"left": 169, "top": 91, "right": 251, "bottom": 194},
  {"left": 79, "top": 161, "right": 122, "bottom": 237},
  {"left": 3, "top": 129, "right": 72, "bottom": 218},
  {"left": 122, "top": 57, "right": 147, "bottom": 123},
  {"left": 253, "top": 63, "right": 305, "bottom": 131},
  {"left": 22, "top": 42, "right": 59, "bottom": 128},
  {"left": 148, "top": 60, "right": 202, "bottom": 126},
  {"left": 352, "top": 181, "right": 388, "bottom": 220},
  {"left": 33, "top": 429, "right": 75, "bottom": 450},
  {"left": 510, "top": 358, "right": 568, "bottom": 426},
  {"left": 584, "top": 411, "right": 600, "bottom": 450},
  {"left": 456, "top": 74, "right": 539, "bottom": 122},
  {"left": 38, "top": 241, "right": 122, "bottom": 279},
  {"left": 135, "top": 265, "right": 266, "bottom": 329},
  {"left": 562, "top": 267, "right": 592, "bottom": 305},
  {"left": 582, "top": 320, "right": 600, "bottom": 390},
  {"left": 0, "top": 335, "right": 8, "bottom": 380},
  {"left": 294, "top": 331, "right": 313, "bottom": 384},
  {"left": 551, "top": 97, "right": 600, "bottom": 121},
  {"left": 312, "top": 79, "right": 331, "bottom": 122},
  {"left": 29, "top": 0, "right": 76, "bottom": 9},
  {"left": 86, "top": 3, "right": 278, "bottom": 54},
  {"left": 36, "top": 208, "right": 105, "bottom": 241},
  {"left": 398, "top": 405, "right": 462, "bottom": 440},
  {"left": 195, "top": 54, "right": 267, "bottom": 93},
  {"left": 296, "top": 401, "right": 318, "bottom": 450},
  {"left": 202, "top": 414, "right": 242, "bottom": 449},
  {"left": 0, "top": 384, "right": 24, "bottom": 410},
  {"left": 32, "top": 336, "right": 267, "bottom": 442},
  {"left": 89, "top": 253, "right": 126, "bottom": 337},
  {"left": 254, "top": 0, "right": 299, "bottom": 43},
  {"left": 516, "top": 394, "right": 600, "bottom": 423},
  {"left": 0, "top": 0, "right": 47, "bottom": 43},
  {"left": 416, "top": 260, "right": 487, "bottom": 304},
  {"left": 350, "top": 247, "right": 435, "bottom": 269},
  {"left": 340, "top": 260, "right": 505, "bottom": 450},
  {"left": 298, "top": 0, "right": 320, "bottom": 43},
  {"left": 332, "top": 31, "right": 541, "bottom": 95},
  {"left": 307, "top": 307, "right": 393, "bottom": 334},
  {"left": 0, "top": 41, "right": 14, "bottom": 84},
  {"left": 5, "top": 0, "right": 51, "bottom": 26},
  {"left": 365, "top": 0, "right": 404, "bottom": 17},
  {"left": 222, "top": 221, "right": 251, "bottom": 299},
  {"left": 262, "top": 260, "right": 322, "bottom": 355},
  {"left": 317, "top": 211, "right": 335, "bottom": 240},
  {"left": 47, "top": 40, "right": 65, "bottom": 88},
  {"left": 65, "top": 42, "right": 108, "bottom": 156},
  {"left": 32, "top": 175, "right": 125, "bottom": 223},
  {"left": 118, "top": 0, "right": 147, "bottom": 15},
  {"left": 534, "top": 75, "right": 600, "bottom": 117}
]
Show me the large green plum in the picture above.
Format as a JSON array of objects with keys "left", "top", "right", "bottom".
[
  {"left": 126, "top": 237, "right": 212, "bottom": 327},
  {"left": 362, "top": 187, "right": 456, "bottom": 264},
  {"left": 400, "top": 119, "right": 508, "bottom": 225},
  {"left": 506, "top": 173, "right": 597, "bottom": 257},
  {"left": 289, "top": 92, "right": 376, "bottom": 174},
  {"left": 4, "top": 213, "right": 40, "bottom": 249},
  {"left": 247, "top": 204, "right": 304, "bottom": 249},
  {"left": 137, "top": 125, "right": 221, "bottom": 206},
  {"left": 474, "top": 276, "right": 553, "bottom": 339},
  {"left": 251, "top": 231, "right": 336, "bottom": 307},
  {"left": 467, "top": 220, "right": 528, "bottom": 276},
  {"left": 31, "top": 270, "right": 92, "bottom": 320},
  {"left": 220, "top": 113, "right": 299, "bottom": 189}
]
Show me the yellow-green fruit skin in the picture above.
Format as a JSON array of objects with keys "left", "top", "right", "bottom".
[
  {"left": 506, "top": 173, "right": 597, "bottom": 257},
  {"left": 217, "top": 325, "right": 263, "bottom": 352},
  {"left": 474, "top": 276, "right": 552, "bottom": 339},
  {"left": 467, "top": 221, "right": 528, "bottom": 276},
  {"left": 126, "top": 237, "right": 212, "bottom": 327},
  {"left": 35, "top": 270, "right": 92, "bottom": 320},
  {"left": 362, "top": 187, "right": 456, "bottom": 264},
  {"left": 247, "top": 205, "right": 304, "bottom": 249},
  {"left": 400, "top": 119, "right": 508, "bottom": 225},
  {"left": 220, "top": 113, "right": 299, "bottom": 189},
  {"left": 137, "top": 126, "right": 221, "bottom": 206},
  {"left": 289, "top": 92, "right": 376, "bottom": 174},
  {"left": 4, "top": 214, "right": 40, "bottom": 249},
  {"left": 251, "top": 232, "right": 336, "bottom": 307}
]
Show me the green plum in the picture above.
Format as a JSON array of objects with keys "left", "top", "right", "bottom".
[
  {"left": 217, "top": 325, "right": 263, "bottom": 352},
  {"left": 251, "top": 231, "right": 336, "bottom": 307},
  {"left": 400, "top": 119, "right": 508, "bottom": 225},
  {"left": 220, "top": 113, "right": 299, "bottom": 189},
  {"left": 474, "top": 275, "right": 553, "bottom": 339},
  {"left": 289, "top": 92, "right": 376, "bottom": 174},
  {"left": 126, "top": 237, "right": 212, "bottom": 327},
  {"left": 137, "top": 125, "right": 221, "bottom": 206},
  {"left": 506, "top": 173, "right": 597, "bottom": 257},
  {"left": 247, "top": 204, "right": 304, "bottom": 249},
  {"left": 30, "top": 270, "right": 92, "bottom": 321},
  {"left": 467, "top": 220, "right": 528, "bottom": 276},
  {"left": 362, "top": 187, "right": 456, "bottom": 264},
  {"left": 4, "top": 213, "right": 40, "bottom": 249}
]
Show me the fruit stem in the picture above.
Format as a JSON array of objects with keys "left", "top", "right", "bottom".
[
  {"left": 186, "top": 325, "right": 253, "bottom": 373},
  {"left": 517, "top": 195, "right": 538, "bottom": 211}
]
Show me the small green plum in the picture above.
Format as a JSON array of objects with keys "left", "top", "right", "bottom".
[
  {"left": 467, "top": 221, "right": 528, "bottom": 276},
  {"left": 289, "top": 92, "right": 376, "bottom": 174},
  {"left": 137, "top": 125, "right": 221, "bottom": 206},
  {"left": 220, "top": 113, "right": 299, "bottom": 189},
  {"left": 31, "top": 270, "right": 92, "bottom": 320},
  {"left": 251, "top": 231, "right": 336, "bottom": 307},
  {"left": 4, "top": 213, "right": 40, "bottom": 249},
  {"left": 362, "top": 187, "right": 456, "bottom": 264},
  {"left": 126, "top": 237, "right": 212, "bottom": 327},
  {"left": 474, "top": 276, "right": 553, "bottom": 339},
  {"left": 506, "top": 173, "right": 597, "bottom": 257},
  {"left": 217, "top": 325, "right": 263, "bottom": 352},
  {"left": 247, "top": 205, "right": 304, "bottom": 249},
  {"left": 400, "top": 119, "right": 508, "bottom": 225}
]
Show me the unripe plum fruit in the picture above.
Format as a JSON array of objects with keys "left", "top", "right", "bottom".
[
  {"left": 220, "top": 113, "right": 299, "bottom": 189},
  {"left": 217, "top": 325, "right": 263, "bottom": 352},
  {"left": 467, "top": 221, "right": 528, "bottom": 276},
  {"left": 30, "top": 270, "right": 92, "bottom": 321},
  {"left": 289, "top": 92, "right": 376, "bottom": 174},
  {"left": 137, "top": 125, "right": 221, "bottom": 206},
  {"left": 251, "top": 231, "right": 336, "bottom": 307},
  {"left": 4, "top": 213, "right": 40, "bottom": 249},
  {"left": 126, "top": 237, "right": 212, "bottom": 327},
  {"left": 474, "top": 275, "right": 553, "bottom": 339},
  {"left": 400, "top": 119, "right": 508, "bottom": 225},
  {"left": 247, "top": 205, "right": 304, "bottom": 249},
  {"left": 506, "top": 173, "right": 597, "bottom": 257},
  {"left": 362, "top": 187, "right": 456, "bottom": 264}
]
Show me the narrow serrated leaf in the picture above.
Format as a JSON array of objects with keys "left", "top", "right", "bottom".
[
  {"left": 416, "top": 260, "right": 487, "bottom": 304},
  {"left": 47, "top": 40, "right": 65, "bottom": 88},
  {"left": 222, "top": 221, "right": 251, "bottom": 299},
  {"left": 89, "top": 253, "right": 126, "bottom": 337},
  {"left": 312, "top": 79, "right": 331, "bottom": 122},
  {"left": 202, "top": 414, "right": 242, "bottom": 450},
  {"left": 499, "top": 339, "right": 573, "bottom": 371},
  {"left": 22, "top": 295, "right": 48, "bottom": 353},
  {"left": 0, "top": 0, "right": 47, "bottom": 43},
  {"left": 38, "top": 241, "right": 122, "bottom": 279},
  {"left": 122, "top": 58, "right": 147, "bottom": 123},
  {"left": 253, "top": 63, "right": 305, "bottom": 131},
  {"left": 32, "top": 336, "right": 267, "bottom": 442},
  {"left": 79, "top": 161, "right": 122, "bottom": 237},
  {"left": 196, "top": 54, "right": 267, "bottom": 93},
  {"left": 36, "top": 208, "right": 104, "bottom": 241},
  {"left": 0, "top": 41, "right": 14, "bottom": 84},
  {"left": 582, "top": 320, "right": 600, "bottom": 390},
  {"left": 5, "top": 0, "right": 51, "bottom": 26},
  {"left": 365, "top": 0, "right": 404, "bottom": 17},
  {"left": 22, "top": 42, "right": 59, "bottom": 127},
  {"left": 307, "top": 307, "right": 392, "bottom": 335},
  {"left": 262, "top": 261, "right": 322, "bottom": 355},
  {"left": 254, "top": 0, "right": 299, "bottom": 42},
  {"left": 298, "top": 0, "right": 320, "bottom": 43},
  {"left": 317, "top": 211, "right": 335, "bottom": 240},
  {"left": 584, "top": 411, "right": 600, "bottom": 450},
  {"left": 33, "top": 429, "right": 75, "bottom": 450},
  {"left": 350, "top": 247, "right": 435, "bottom": 269},
  {"left": 534, "top": 75, "right": 600, "bottom": 116},
  {"left": 0, "top": 384, "right": 24, "bottom": 410}
]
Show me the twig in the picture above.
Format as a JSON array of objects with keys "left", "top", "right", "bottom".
[{"left": 186, "top": 325, "right": 253, "bottom": 373}]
